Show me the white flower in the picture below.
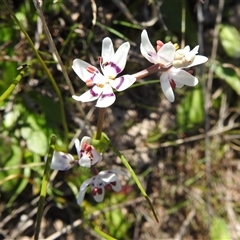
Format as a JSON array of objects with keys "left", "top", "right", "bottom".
[
  {"left": 47, "top": 151, "right": 75, "bottom": 171},
  {"left": 72, "top": 37, "right": 136, "bottom": 108},
  {"left": 173, "top": 45, "right": 208, "bottom": 68},
  {"left": 140, "top": 29, "right": 175, "bottom": 67},
  {"left": 77, "top": 169, "right": 127, "bottom": 205},
  {"left": 74, "top": 136, "right": 102, "bottom": 168},
  {"left": 46, "top": 136, "right": 102, "bottom": 171},
  {"left": 140, "top": 30, "right": 208, "bottom": 102}
]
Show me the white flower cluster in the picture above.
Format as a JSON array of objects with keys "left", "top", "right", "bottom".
[
  {"left": 72, "top": 30, "right": 208, "bottom": 105},
  {"left": 47, "top": 137, "right": 127, "bottom": 205}
]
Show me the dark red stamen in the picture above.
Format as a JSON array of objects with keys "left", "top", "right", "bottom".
[{"left": 170, "top": 79, "right": 176, "bottom": 89}]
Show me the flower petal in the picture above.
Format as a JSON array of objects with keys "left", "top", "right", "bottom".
[
  {"left": 72, "top": 59, "right": 103, "bottom": 84},
  {"left": 46, "top": 151, "right": 74, "bottom": 171},
  {"left": 102, "top": 42, "right": 130, "bottom": 77},
  {"left": 101, "top": 37, "right": 114, "bottom": 64},
  {"left": 99, "top": 169, "right": 127, "bottom": 192},
  {"left": 171, "top": 69, "right": 199, "bottom": 86},
  {"left": 187, "top": 55, "right": 208, "bottom": 68},
  {"left": 77, "top": 177, "right": 93, "bottom": 205},
  {"left": 91, "top": 149, "right": 102, "bottom": 164},
  {"left": 110, "top": 75, "right": 136, "bottom": 91},
  {"left": 160, "top": 73, "right": 175, "bottom": 102},
  {"left": 91, "top": 176, "right": 105, "bottom": 202},
  {"left": 95, "top": 85, "right": 116, "bottom": 108},
  {"left": 140, "top": 30, "right": 158, "bottom": 64},
  {"left": 74, "top": 138, "right": 81, "bottom": 160},
  {"left": 74, "top": 137, "right": 91, "bottom": 160},
  {"left": 80, "top": 136, "right": 91, "bottom": 149},
  {"left": 72, "top": 85, "right": 103, "bottom": 103},
  {"left": 157, "top": 42, "right": 175, "bottom": 67}
]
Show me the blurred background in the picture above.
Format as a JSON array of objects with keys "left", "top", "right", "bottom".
[{"left": 0, "top": 0, "right": 240, "bottom": 239}]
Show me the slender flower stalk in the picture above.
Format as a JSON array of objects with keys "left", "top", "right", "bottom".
[
  {"left": 3, "top": 1, "right": 69, "bottom": 141},
  {"left": 35, "top": 135, "right": 57, "bottom": 240},
  {"left": 96, "top": 108, "right": 106, "bottom": 140}
]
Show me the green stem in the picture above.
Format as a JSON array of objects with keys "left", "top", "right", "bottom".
[
  {"left": 0, "top": 65, "right": 29, "bottom": 102},
  {"left": 110, "top": 143, "right": 159, "bottom": 222},
  {"left": 34, "top": 135, "right": 57, "bottom": 240},
  {"left": 93, "top": 226, "right": 117, "bottom": 240},
  {"left": 3, "top": 0, "right": 68, "bottom": 142},
  {"left": 96, "top": 108, "right": 106, "bottom": 140}
]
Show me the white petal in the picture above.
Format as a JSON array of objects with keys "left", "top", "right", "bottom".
[
  {"left": 92, "top": 186, "right": 105, "bottom": 202},
  {"left": 80, "top": 136, "right": 91, "bottom": 149},
  {"left": 101, "top": 37, "right": 114, "bottom": 64},
  {"left": 95, "top": 85, "right": 116, "bottom": 108},
  {"left": 99, "top": 170, "right": 126, "bottom": 192},
  {"left": 78, "top": 150, "right": 102, "bottom": 167},
  {"left": 74, "top": 138, "right": 81, "bottom": 159},
  {"left": 72, "top": 85, "right": 103, "bottom": 102},
  {"left": 190, "top": 45, "right": 199, "bottom": 55},
  {"left": 140, "top": 30, "right": 158, "bottom": 64},
  {"left": 72, "top": 59, "right": 101, "bottom": 83},
  {"left": 109, "top": 42, "right": 130, "bottom": 75},
  {"left": 78, "top": 153, "right": 92, "bottom": 168},
  {"left": 46, "top": 151, "right": 74, "bottom": 171},
  {"left": 175, "top": 81, "right": 184, "bottom": 88},
  {"left": 92, "top": 150, "right": 102, "bottom": 164},
  {"left": 187, "top": 55, "right": 208, "bottom": 68},
  {"left": 92, "top": 176, "right": 105, "bottom": 202},
  {"left": 160, "top": 73, "right": 175, "bottom": 102},
  {"left": 183, "top": 45, "right": 190, "bottom": 54},
  {"left": 172, "top": 69, "right": 198, "bottom": 86},
  {"left": 77, "top": 178, "right": 93, "bottom": 205},
  {"left": 157, "top": 42, "right": 175, "bottom": 67},
  {"left": 110, "top": 75, "right": 136, "bottom": 91}
]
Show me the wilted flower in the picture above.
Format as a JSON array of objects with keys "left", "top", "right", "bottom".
[
  {"left": 77, "top": 169, "right": 127, "bottom": 205},
  {"left": 46, "top": 136, "right": 102, "bottom": 171},
  {"left": 72, "top": 37, "right": 136, "bottom": 108}
]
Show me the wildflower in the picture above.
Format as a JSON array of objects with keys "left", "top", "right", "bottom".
[
  {"left": 47, "top": 136, "right": 102, "bottom": 171},
  {"left": 72, "top": 37, "right": 136, "bottom": 108},
  {"left": 77, "top": 169, "right": 127, "bottom": 205},
  {"left": 140, "top": 30, "right": 208, "bottom": 102}
]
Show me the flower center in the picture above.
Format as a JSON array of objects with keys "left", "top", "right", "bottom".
[{"left": 81, "top": 143, "right": 93, "bottom": 159}]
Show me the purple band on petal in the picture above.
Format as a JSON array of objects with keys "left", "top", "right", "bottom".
[
  {"left": 115, "top": 76, "right": 124, "bottom": 90},
  {"left": 109, "top": 62, "right": 121, "bottom": 74},
  {"left": 91, "top": 73, "right": 97, "bottom": 81},
  {"left": 90, "top": 88, "right": 98, "bottom": 97},
  {"left": 101, "top": 93, "right": 114, "bottom": 98}
]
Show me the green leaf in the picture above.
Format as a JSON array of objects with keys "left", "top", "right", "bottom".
[
  {"left": 219, "top": 24, "right": 240, "bottom": 58},
  {"left": 26, "top": 130, "right": 48, "bottom": 156},
  {"left": 214, "top": 63, "right": 240, "bottom": 95},
  {"left": 0, "top": 144, "right": 22, "bottom": 193}
]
